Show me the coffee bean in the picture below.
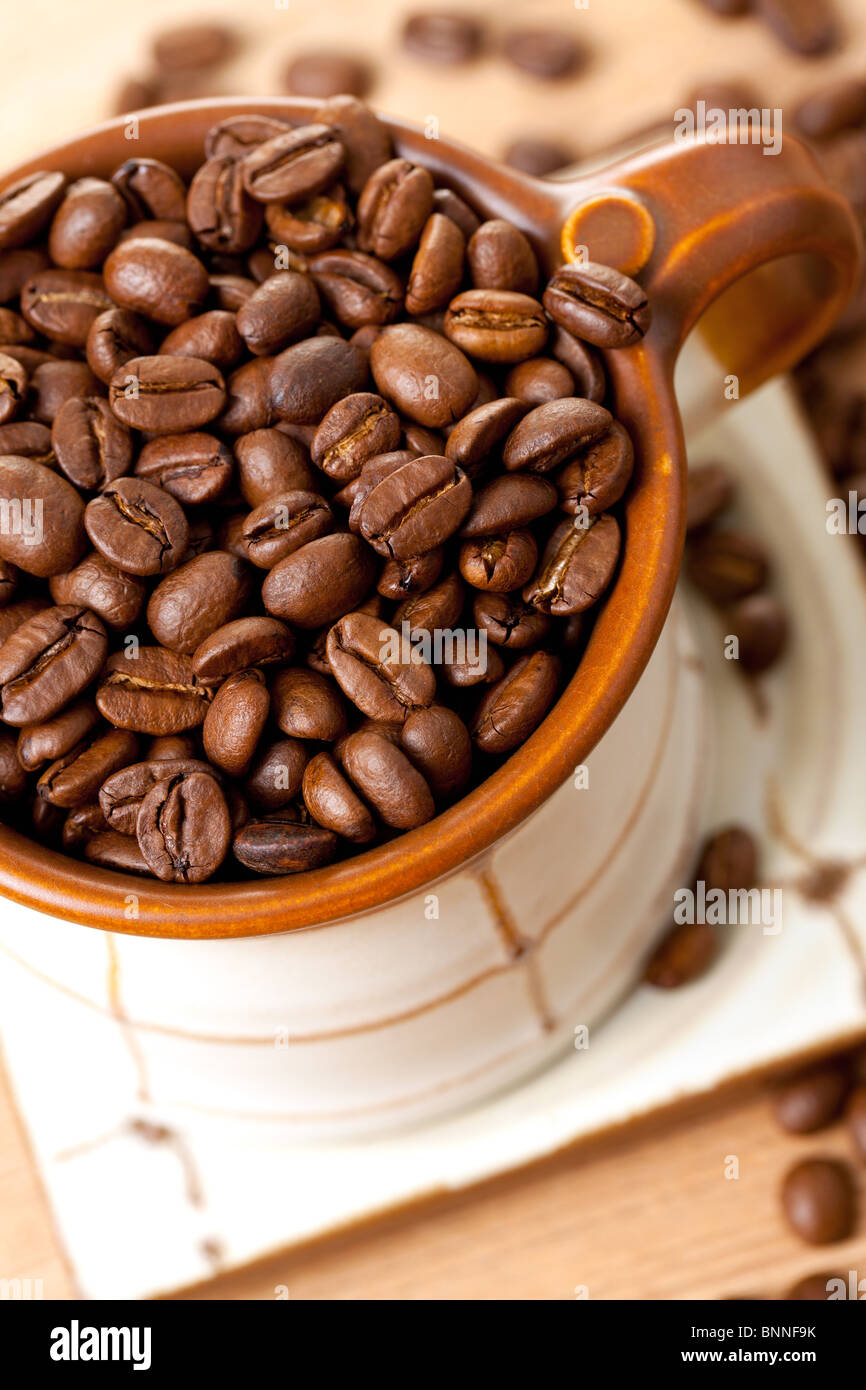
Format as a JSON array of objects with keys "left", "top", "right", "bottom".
[
  {"left": 235, "top": 271, "right": 320, "bottom": 355},
  {"left": 219, "top": 358, "right": 275, "bottom": 435},
  {"left": 233, "top": 806, "right": 337, "bottom": 874},
  {"left": 370, "top": 324, "right": 477, "bottom": 428},
  {"left": 687, "top": 530, "right": 769, "bottom": 605},
  {"left": 504, "top": 358, "right": 574, "bottom": 407},
  {"left": 312, "top": 96, "right": 393, "bottom": 196},
  {"left": 186, "top": 156, "right": 263, "bottom": 257},
  {"left": 755, "top": 0, "right": 838, "bottom": 56},
  {"left": 111, "top": 158, "right": 187, "bottom": 223},
  {"left": 152, "top": 21, "right": 235, "bottom": 71},
  {"left": 461, "top": 475, "right": 557, "bottom": 538},
  {"left": 445, "top": 289, "right": 547, "bottom": 363},
  {"left": 550, "top": 325, "right": 606, "bottom": 402},
  {"left": 271, "top": 666, "right": 347, "bottom": 742},
  {"left": 644, "top": 921, "right": 717, "bottom": 988},
  {"left": 262, "top": 531, "right": 376, "bottom": 628},
  {"left": 209, "top": 273, "right": 258, "bottom": 311},
  {"left": 556, "top": 420, "right": 635, "bottom": 515},
  {"left": 340, "top": 728, "right": 434, "bottom": 828},
  {"left": 773, "top": 1064, "right": 851, "bottom": 1134},
  {"left": 265, "top": 185, "right": 352, "bottom": 256},
  {"left": 269, "top": 337, "right": 367, "bottom": 425},
  {"left": 99, "top": 757, "right": 216, "bottom": 834},
  {"left": 243, "top": 736, "right": 309, "bottom": 814},
  {"left": 0, "top": 598, "right": 50, "bottom": 645},
  {"left": 0, "top": 604, "right": 107, "bottom": 725},
  {"left": 544, "top": 262, "right": 651, "bottom": 348},
  {"left": 524, "top": 515, "right": 621, "bottom": 615},
  {"left": 137, "top": 766, "right": 231, "bottom": 883},
  {"left": 17, "top": 699, "right": 99, "bottom": 770},
  {"left": 345, "top": 450, "right": 415, "bottom": 529},
  {"left": 357, "top": 158, "right": 434, "bottom": 261},
  {"left": 0, "top": 172, "right": 66, "bottom": 251},
  {"left": 686, "top": 463, "right": 735, "bottom": 531},
  {"left": 96, "top": 646, "right": 213, "bottom": 734},
  {"left": 467, "top": 220, "right": 538, "bottom": 296},
  {"left": 402, "top": 12, "right": 482, "bottom": 63},
  {"left": 192, "top": 615, "right": 294, "bottom": 682},
  {"left": 0, "top": 729, "right": 25, "bottom": 799},
  {"left": 234, "top": 428, "right": 317, "bottom": 505},
  {"left": 377, "top": 547, "right": 443, "bottom": 599},
  {"left": 104, "top": 238, "right": 209, "bottom": 325},
  {"left": 327, "top": 610, "right": 436, "bottom": 722},
  {"left": 358, "top": 453, "right": 472, "bottom": 558},
  {"left": 241, "top": 489, "right": 332, "bottom": 568},
  {"left": 472, "top": 650, "right": 560, "bottom": 753},
  {"left": 503, "top": 138, "right": 574, "bottom": 177},
  {"left": 38, "top": 726, "right": 138, "bottom": 808},
  {"left": 118, "top": 219, "right": 194, "bottom": 251},
  {"left": 0, "top": 248, "right": 51, "bottom": 303},
  {"left": 312, "top": 392, "right": 401, "bottom": 481},
  {"left": 405, "top": 214, "right": 466, "bottom": 316},
  {"left": 502, "top": 27, "right": 584, "bottom": 79},
  {"left": 109, "top": 355, "right": 226, "bottom": 433},
  {"left": 147, "top": 736, "right": 197, "bottom": 761},
  {"left": 473, "top": 592, "right": 551, "bottom": 650},
  {"left": 203, "top": 117, "right": 290, "bottom": 162},
  {"left": 0, "top": 456, "right": 86, "bottom": 576},
  {"left": 48, "top": 179, "right": 127, "bottom": 271},
  {"left": 0, "top": 558, "right": 17, "bottom": 603},
  {"left": 309, "top": 249, "right": 402, "bottom": 329},
  {"left": 847, "top": 1084, "right": 866, "bottom": 1163},
  {"left": 0, "top": 422, "right": 54, "bottom": 465},
  {"left": 445, "top": 398, "right": 528, "bottom": 474},
  {"left": 135, "top": 433, "right": 233, "bottom": 506},
  {"left": 50, "top": 550, "right": 146, "bottom": 628},
  {"left": 85, "top": 307, "right": 153, "bottom": 385},
  {"left": 202, "top": 668, "right": 269, "bottom": 777},
  {"left": 241, "top": 125, "right": 345, "bottom": 205},
  {"left": 431, "top": 187, "right": 480, "bottom": 241},
  {"left": 781, "top": 1159, "right": 855, "bottom": 1244},
  {"left": 301, "top": 751, "right": 375, "bottom": 841},
  {"left": 283, "top": 52, "right": 370, "bottom": 99},
  {"left": 85, "top": 476, "right": 189, "bottom": 576},
  {"left": 400, "top": 704, "right": 471, "bottom": 798},
  {"left": 51, "top": 396, "right": 132, "bottom": 490},
  {"left": 0, "top": 353, "right": 27, "bottom": 426},
  {"left": 85, "top": 829, "right": 151, "bottom": 874},
  {"left": 20, "top": 269, "right": 112, "bottom": 346},
  {"left": 725, "top": 594, "right": 789, "bottom": 673},
  {"left": 147, "top": 550, "right": 253, "bottom": 654}
]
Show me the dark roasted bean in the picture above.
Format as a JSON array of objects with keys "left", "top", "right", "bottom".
[
  {"left": 312, "top": 392, "right": 401, "bottom": 481},
  {"left": 186, "top": 156, "right": 264, "bottom": 256},
  {"left": 400, "top": 703, "right": 472, "bottom": 798},
  {"left": 357, "top": 158, "right": 434, "bottom": 261},
  {"left": 473, "top": 592, "right": 551, "bottom": 650},
  {"left": 51, "top": 396, "right": 132, "bottom": 490},
  {"left": 245, "top": 738, "right": 308, "bottom": 810},
  {"left": 241, "top": 125, "right": 346, "bottom": 205},
  {"left": 192, "top": 615, "right": 294, "bottom": 682},
  {"left": 340, "top": 728, "right": 434, "bottom": 828},
  {"left": 0, "top": 604, "right": 107, "bottom": 725},
  {"left": 109, "top": 355, "right": 225, "bottom": 433},
  {"left": 234, "top": 428, "right": 317, "bottom": 505},
  {"left": 85, "top": 307, "right": 153, "bottom": 385},
  {"left": 504, "top": 397, "right": 612, "bottom": 473},
  {"left": 377, "top": 546, "right": 443, "bottom": 599},
  {"left": 461, "top": 474, "right": 557, "bottom": 536},
  {"left": 327, "top": 610, "right": 436, "bottom": 722},
  {"left": 544, "top": 262, "right": 651, "bottom": 348},
  {"left": 302, "top": 751, "right": 375, "bottom": 842},
  {"left": 100, "top": 757, "right": 215, "bottom": 834},
  {"left": 203, "top": 668, "right": 270, "bottom": 777},
  {"left": 85, "top": 476, "right": 189, "bottom": 576},
  {"left": 110, "top": 158, "right": 187, "bottom": 222},
  {"left": 0, "top": 172, "right": 67, "bottom": 251},
  {"left": 262, "top": 531, "right": 376, "bottom": 629},
  {"left": 50, "top": 551, "right": 147, "bottom": 628},
  {"left": 309, "top": 249, "right": 402, "bottom": 329},
  {"left": 233, "top": 807, "right": 337, "bottom": 874},
  {"left": 524, "top": 515, "right": 620, "bottom": 615},
  {"left": 160, "top": 310, "right": 243, "bottom": 372},
  {"left": 781, "top": 1159, "right": 856, "bottom": 1244},
  {"left": 359, "top": 453, "right": 472, "bottom": 558},
  {"left": 48, "top": 179, "right": 127, "bottom": 270},
  {"left": 265, "top": 184, "right": 352, "bottom": 254},
  {"left": 0, "top": 456, "right": 86, "bottom": 576},
  {"left": 370, "top": 323, "right": 477, "bottom": 428},
  {"left": 472, "top": 651, "right": 560, "bottom": 753},
  {"left": 137, "top": 767, "right": 231, "bottom": 883},
  {"left": 467, "top": 220, "right": 538, "bottom": 295},
  {"left": 103, "top": 238, "right": 209, "bottom": 326},
  {"left": 96, "top": 646, "right": 213, "bottom": 734},
  {"left": 235, "top": 271, "right": 320, "bottom": 355},
  {"left": 271, "top": 666, "right": 347, "bottom": 742},
  {"left": 241, "top": 490, "right": 332, "bottom": 568},
  {"left": 17, "top": 699, "right": 99, "bottom": 770},
  {"left": 505, "top": 357, "right": 574, "bottom": 405},
  {"left": 405, "top": 214, "right": 466, "bottom": 316},
  {"left": 459, "top": 528, "right": 537, "bottom": 592},
  {"left": 269, "top": 337, "right": 367, "bottom": 425},
  {"left": 20, "top": 269, "right": 112, "bottom": 346},
  {"left": 38, "top": 726, "right": 138, "bottom": 808},
  {"left": 147, "top": 550, "right": 253, "bottom": 655}
]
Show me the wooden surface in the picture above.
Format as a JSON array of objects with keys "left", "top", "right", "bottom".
[{"left": 3, "top": 0, "right": 866, "bottom": 1301}]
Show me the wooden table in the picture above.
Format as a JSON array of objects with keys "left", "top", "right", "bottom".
[{"left": 2, "top": 0, "right": 866, "bottom": 1301}]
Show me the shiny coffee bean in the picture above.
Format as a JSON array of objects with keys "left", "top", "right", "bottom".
[
  {"left": 460, "top": 474, "right": 557, "bottom": 537},
  {"left": 0, "top": 457, "right": 86, "bottom": 577},
  {"left": 400, "top": 704, "right": 472, "bottom": 798},
  {"left": 327, "top": 610, "right": 436, "bottom": 722},
  {"left": 103, "top": 238, "right": 209, "bottom": 325},
  {"left": 192, "top": 615, "right": 295, "bottom": 683},
  {"left": 17, "top": 699, "right": 100, "bottom": 770},
  {"left": 340, "top": 728, "right": 434, "bottom": 828},
  {"left": 37, "top": 726, "right": 138, "bottom": 808},
  {"left": 147, "top": 550, "right": 253, "bottom": 655},
  {"left": 445, "top": 397, "right": 528, "bottom": 473},
  {"left": 85, "top": 476, "right": 189, "bottom": 576},
  {"left": 135, "top": 433, "right": 233, "bottom": 506},
  {"left": 84, "top": 829, "right": 151, "bottom": 874},
  {"left": 503, "top": 397, "right": 612, "bottom": 473},
  {"left": 544, "top": 262, "right": 651, "bottom": 348},
  {"left": 241, "top": 490, "right": 332, "bottom": 568},
  {"left": 359, "top": 453, "right": 472, "bottom": 558},
  {"left": 467, "top": 220, "right": 538, "bottom": 295},
  {"left": 687, "top": 529, "right": 769, "bottom": 605},
  {"left": 781, "top": 1159, "right": 856, "bottom": 1244},
  {"left": 262, "top": 532, "right": 377, "bottom": 629},
  {"left": 524, "top": 515, "right": 621, "bottom": 615},
  {"left": 309, "top": 249, "right": 402, "bottom": 329},
  {"left": 241, "top": 125, "right": 346, "bottom": 205},
  {"left": 473, "top": 592, "right": 551, "bottom": 650},
  {"left": 405, "top": 214, "right": 466, "bottom": 316},
  {"left": 85, "top": 307, "right": 153, "bottom": 385},
  {"left": 109, "top": 355, "right": 226, "bottom": 433},
  {"left": 432, "top": 187, "right": 480, "bottom": 240},
  {"left": 186, "top": 156, "right": 264, "bottom": 256},
  {"left": 549, "top": 326, "right": 607, "bottom": 402},
  {"left": 20, "top": 269, "right": 112, "bottom": 346},
  {"left": 234, "top": 427, "right": 317, "bottom": 505},
  {"left": 48, "top": 178, "right": 127, "bottom": 270},
  {"left": 460, "top": 529, "right": 537, "bottom": 592},
  {"left": 96, "top": 647, "right": 213, "bottom": 734},
  {"left": 205, "top": 116, "right": 292, "bottom": 161},
  {"left": 137, "top": 767, "right": 231, "bottom": 883},
  {"left": 312, "top": 392, "right": 401, "bottom": 482},
  {"left": 395, "top": 570, "right": 464, "bottom": 637},
  {"left": 357, "top": 158, "right": 434, "bottom": 261},
  {"left": 269, "top": 337, "right": 367, "bottom": 425},
  {"left": 773, "top": 1064, "right": 851, "bottom": 1135},
  {"left": 505, "top": 357, "right": 574, "bottom": 405},
  {"left": 472, "top": 650, "right": 560, "bottom": 753},
  {"left": 265, "top": 185, "right": 352, "bottom": 255},
  {"left": 377, "top": 546, "right": 443, "bottom": 599},
  {"left": 271, "top": 666, "right": 347, "bottom": 742},
  {"left": 233, "top": 806, "right": 337, "bottom": 874},
  {"left": 236, "top": 271, "right": 321, "bottom": 355},
  {"left": 99, "top": 757, "right": 216, "bottom": 834},
  {"left": 644, "top": 921, "right": 717, "bottom": 988},
  {"left": 219, "top": 358, "right": 276, "bottom": 435},
  {"left": 312, "top": 95, "right": 393, "bottom": 196},
  {"left": 110, "top": 158, "right": 187, "bottom": 222},
  {"left": 556, "top": 420, "right": 634, "bottom": 515},
  {"left": 370, "top": 323, "right": 478, "bottom": 428},
  {"left": 50, "top": 551, "right": 147, "bottom": 628},
  {"left": 51, "top": 396, "right": 132, "bottom": 490},
  {"left": 0, "top": 603, "right": 107, "bottom": 725},
  {"left": 301, "top": 751, "right": 376, "bottom": 842},
  {"left": 0, "top": 421, "right": 55, "bottom": 465},
  {"left": 445, "top": 288, "right": 547, "bottom": 363},
  {"left": 160, "top": 310, "right": 243, "bottom": 372},
  {"left": 203, "top": 668, "right": 270, "bottom": 777},
  {"left": 245, "top": 737, "right": 309, "bottom": 811},
  {"left": 0, "top": 172, "right": 67, "bottom": 251}
]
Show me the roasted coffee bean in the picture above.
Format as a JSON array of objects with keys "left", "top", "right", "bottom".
[
  {"left": 327, "top": 610, "right": 436, "bottom": 722},
  {"left": 110, "top": 159, "right": 187, "bottom": 222},
  {"left": 439, "top": 637, "right": 503, "bottom": 689},
  {"left": 405, "top": 214, "right": 466, "bottom": 316},
  {"left": 377, "top": 547, "right": 443, "bottom": 599},
  {"left": 340, "top": 728, "right": 434, "bottom": 828},
  {"left": 445, "top": 397, "right": 528, "bottom": 473},
  {"left": 0, "top": 604, "right": 106, "bottom": 725},
  {"left": 0, "top": 597, "right": 49, "bottom": 645},
  {"left": 234, "top": 428, "right": 317, "bottom": 505},
  {"left": 357, "top": 158, "right": 434, "bottom": 261},
  {"left": 17, "top": 699, "right": 99, "bottom": 770},
  {"left": 103, "top": 238, "right": 209, "bottom": 325},
  {"left": 725, "top": 594, "right": 789, "bottom": 673},
  {"left": 312, "top": 95, "right": 392, "bottom": 196},
  {"left": 85, "top": 829, "right": 151, "bottom": 873},
  {"left": 186, "top": 156, "right": 263, "bottom": 257},
  {"left": 241, "top": 125, "right": 345, "bottom": 205},
  {"left": 400, "top": 704, "right": 471, "bottom": 798},
  {"left": 20, "top": 269, "right": 112, "bottom": 346},
  {"left": 51, "top": 396, "right": 132, "bottom": 490},
  {"left": 147, "top": 550, "right": 253, "bottom": 655},
  {"left": 503, "top": 138, "right": 574, "bottom": 177},
  {"left": 109, "top": 355, "right": 226, "bottom": 433},
  {"left": 245, "top": 737, "right": 308, "bottom": 810},
  {"left": 161, "top": 311, "right": 243, "bottom": 373},
  {"left": 697, "top": 824, "right": 759, "bottom": 892},
  {"left": 461, "top": 474, "right": 556, "bottom": 537},
  {"left": 473, "top": 592, "right": 551, "bottom": 650},
  {"left": 233, "top": 806, "right": 337, "bottom": 874},
  {"left": 85, "top": 307, "right": 153, "bottom": 385},
  {"left": 203, "top": 668, "right": 269, "bottom": 777},
  {"left": 209, "top": 272, "right": 258, "bottom": 311},
  {"left": 445, "top": 289, "right": 547, "bottom": 363},
  {"left": 284, "top": 51, "right": 370, "bottom": 99},
  {"left": 395, "top": 570, "right": 464, "bottom": 637},
  {"left": 271, "top": 666, "right": 347, "bottom": 741},
  {"left": 309, "top": 249, "right": 402, "bottom": 329},
  {"left": 687, "top": 530, "right": 769, "bottom": 605},
  {"left": 0, "top": 422, "right": 54, "bottom": 466},
  {"left": 135, "top": 433, "right": 232, "bottom": 507},
  {"left": 119, "top": 219, "right": 194, "bottom": 251},
  {"left": 62, "top": 801, "right": 107, "bottom": 848},
  {"left": 0, "top": 456, "right": 86, "bottom": 577},
  {"left": 262, "top": 532, "right": 376, "bottom": 629},
  {"left": 400, "top": 422, "right": 446, "bottom": 457},
  {"left": 544, "top": 262, "right": 651, "bottom": 349},
  {"left": 644, "top": 921, "right": 717, "bottom": 988},
  {"left": 0, "top": 354, "right": 27, "bottom": 425},
  {"left": 265, "top": 185, "right": 352, "bottom": 255},
  {"left": 99, "top": 756, "right": 215, "bottom": 834},
  {"left": 370, "top": 324, "right": 477, "bottom": 428},
  {"left": 0, "top": 248, "right": 51, "bottom": 303},
  {"left": 37, "top": 726, "right": 138, "bottom": 808},
  {"left": 48, "top": 178, "right": 127, "bottom": 270},
  {"left": 460, "top": 529, "right": 537, "bottom": 592},
  {"left": 432, "top": 187, "right": 480, "bottom": 240},
  {"left": 505, "top": 357, "right": 574, "bottom": 405},
  {"left": 773, "top": 1064, "right": 851, "bottom": 1135},
  {"left": 402, "top": 11, "right": 482, "bottom": 63},
  {"left": 219, "top": 357, "right": 275, "bottom": 435},
  {"left": 147, "top": 736, "right": 197, "bottom": 761},
  {"left": 467, "top": 220, "right": 538, "bottom": 296},
  {"left": 359, "top": 453, "right": 472, "bottom": 558},
  {"left": 0, "top": 308, "right": 35, "bottom": 347},
  {"left": 241, "top": 489, "right": 332, "bottom": 568},
  {"left": 50, "top": 550, "right": 146, "bottom": 628},
  {"left": 235, "top": 271, "right": 320, "bottom": 355},
  {"left": 137, "top": 767, "right": 231, "bottom": 883},
  {"left": 755, "top": 0, "right": 838, "bottom": 56},
  {"left": 0, "top": 172, "right": 66, "bottom": 251},
  {"left": 205, "top": 116, "right": 292, "bottom": 161},
  {"left": 550, "top": 325, "right": 607, "bottom": 402},
  {"left": 686, "top": 463, "right": 735, "bottom": 531},
  {"left": 85, "top": 476, "right": 189, "bottom": 576},
  {"left": 556, "top": 420, "right": 634, "bottom": 516},
  {"left": 301, "top": 751, "right": 375, "bottom": 841},
  {"left": 472, "top": 650, "right": 559, "bottom": 753},
  {"left": 96, "top": 647, "right": 212, "bottom": 734},
  {"left": 345, "top": 450, "right": 415, "bottom": 529},
  {"left": 502, "top": 26, "right": 583, "bottom": 79},
  {"left": 781, "top": 1159, "right": 855, "bottom": 1244},
  {"left": 152, "top": 21, "right": 235, "bottom": 71},
  {"left": 795, "top": 79, "right": 866, "bottom": 140},
  {"left": 524, "top": 515, "right": 621, "bottom": 615},
  {"left": 269, "top": 337, "right": 367, "bottom": 424},
  {"left": 192, "top": 615, "right": 294, "bottom": 682},
  {"left": 312, "top": 392, "right": 401, "bottom": 481}
]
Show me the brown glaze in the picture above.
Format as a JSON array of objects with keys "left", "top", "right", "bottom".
[{"left": 0, "top": 98, "right": 859, "bottom": 938}]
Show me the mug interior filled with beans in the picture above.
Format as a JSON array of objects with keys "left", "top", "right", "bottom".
[{"left": 0, "top": 98, "right": 650, "bottom": 884}]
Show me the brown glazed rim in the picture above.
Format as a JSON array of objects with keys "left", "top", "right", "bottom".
[{"left": 0, "top": 98, "right": 859, "bottom": 938}]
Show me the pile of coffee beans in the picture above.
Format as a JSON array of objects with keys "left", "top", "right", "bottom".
[{"left": 0, "top": 98, "right": 649, "bottom": 883}]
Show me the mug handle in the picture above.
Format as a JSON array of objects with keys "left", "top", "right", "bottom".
[{"left": 559, "top": 133, "right": 863, "bottom": 393}]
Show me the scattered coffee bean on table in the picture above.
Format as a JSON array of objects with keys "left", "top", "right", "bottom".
[
  {"left": 0, "top": 98, "right": 651, "bottom": 883},
  {"left": 780, "top": 1157, "right": 856, "bottom": 1244},
  {"left": 772, "top": 1062, "right": 851, "bottom": 1134}
]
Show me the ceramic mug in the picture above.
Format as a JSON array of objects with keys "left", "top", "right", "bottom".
[{"left": 0, "top": 101, "right": 859, "bottom": 1135}]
